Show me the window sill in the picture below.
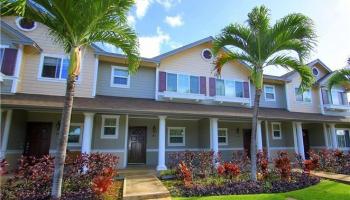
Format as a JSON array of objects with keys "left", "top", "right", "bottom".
[
  {"left": 213, "top": 95, "right": 250, "bottom": 104},
  {"left": 159, "top": 91, "right": 206, "bottom": 101},
  {"left": 110, "top": 84, "right": 130, "bottom": 88},
  {"left": 168, "top": 143, "right": 185, "bottom": 147},
  {"left": 324, "top": 104, "right": 350, "bottom": 111},
  {"left": 38, "top": 77, "right": 81, "bottom": 84},
  {"left": 101, "top": 135, "right": 118, "bottom": 139}
]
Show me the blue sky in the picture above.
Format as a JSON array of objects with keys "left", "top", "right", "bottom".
[{"left": 104, "top": 0, "right": 350, "bottom": 75}]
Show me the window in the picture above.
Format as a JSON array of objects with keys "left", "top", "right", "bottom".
[
  {"left": 68, "top": 123, "right": 83, "bottom": 146},
  {"left": 336, "top": 129, "right": 350, "bottom": 148},
  {"left": 166, "top": 73, "right": 200, "bottom": 94},
  {"left": 111, "top": 66, "right": 130, "bottom": 87},
  {"left": 40, "top": 55, "right": 70, "bottom": 80},
  {"left": 201, "top": 49, "right": 213, "bottom": 61},
  {"left": 16, "top": 17, "right": 37, "bottom": 31},
  {"left": 331, "top": 90, "right": 343, "bottom": 105},
  {"left": 216, "top": 79, "right": 246, "bottom": 98},
  {"left": 295, "top": 88, "right": 312, "bottom": 103},
  {"left": 272, "top": 122, "right": 282, "bottom": 139},
  {"left": 312, "top": 67, "right": 319, "bottom": 76},
  {"left": 264, "top": 85, "right": 276, "bottom": 101},
  {"left": 218, "top": 128, "right": 228, "bottom": 145},
  {"left": 101, "top": 115, "right": 119, "bottom": 139},
  {"left": 168, "top": 127, "right": 185, "bottom": 146}
]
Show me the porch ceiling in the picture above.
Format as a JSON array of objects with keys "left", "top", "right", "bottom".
[{"left": 1, "top": 93, "right": 349, "bottom": 123}]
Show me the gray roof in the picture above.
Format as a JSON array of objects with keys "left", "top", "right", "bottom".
[
  {"left": 282, "top": 59, "right": 333, "bottom": 79},
  {"left": 0, "top": 21, "right": 41, "bottom": 51}
]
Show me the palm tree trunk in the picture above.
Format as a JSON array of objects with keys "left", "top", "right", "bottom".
[
  {"left": 51, "top": 47, "right": 80, "bottom": 199},
  {"left": 250, "top": 88, "right": 262, "bottom": 181}
]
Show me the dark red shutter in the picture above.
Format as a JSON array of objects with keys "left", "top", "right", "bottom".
[
  {"left": 1, "top": 48, "right": 17, "bottom": 76},
  {"left": 321, "top": 89, "right": 329, "bottom": 104},
  {"left": 209, "top": 78, "right": 216, "bottom": 96},
  {"left": 243, "top": 81, "right": 250, "bottom": 98},
  {"left": 341, "top": 92, "right": 348, "bottom": 105},
  {"left": 200, "top": 76, "right": 206, "bottom": 95},
  {"left": 158, "top": 71, "right": 166, "bottom": 92}
]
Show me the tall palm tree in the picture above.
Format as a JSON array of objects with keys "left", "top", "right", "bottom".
[
  {"left": 212, "top": 6, "right": 316, "bottom": 181},
  {"left": 2, "top": 0, "right": 139, "bottom": 198},
  {"left": 328, "top": 58, "right": 350, "bottom": 89}
]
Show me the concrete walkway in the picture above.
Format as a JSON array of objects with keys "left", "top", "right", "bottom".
[
  {"left": 119, "top": 166, "right": 171, "bottom": 200},
  {"left": 309, "top": 170, "right": 350, "bottom": 184}
]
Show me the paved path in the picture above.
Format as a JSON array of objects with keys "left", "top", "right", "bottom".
[
  {"left": 120, "top": 167, "right": 170, "bottom": 200},
  {"left": 309, "top": 170, "right": 350, "bottom": 184}
]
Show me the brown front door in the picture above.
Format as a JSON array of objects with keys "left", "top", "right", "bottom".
[
  {"left": 24, "top": 122, "right": 52, "bottom": 157},
  {"left": 303, "top": 129, "right": 310, "bottom": 159},
  {"left": 128, "top": 127, "right": 147, "bottom": 164},
  {"left": 243, "top": 129, "right": 252, "bottom": 158}
]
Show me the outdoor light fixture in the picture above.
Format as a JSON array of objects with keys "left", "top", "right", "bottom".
[{"left": 152, "top": 125, "right": 157, "bottom": 137}]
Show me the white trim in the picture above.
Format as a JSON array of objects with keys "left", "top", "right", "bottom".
[
  {"left": 264, "top": 84, "right": 276, "bottom": 101},
  {"left": 110, "top": 66, "right": 130, "bottom": 88},
  {"left": 0, "top": 45, "right": 10, "bottom": 48},
  {"left": 167, "top": 127, "right": 186, "bottom": 146},
  {"left": 11, "top": 45, "right": 23, "bottom": 93},
  {"left": 123, "top": 114, "right": 129, "bottom": 168},
  {"left": 101, "top": 115, "right": 120, "bottom": 139},
  {"left": 91, "top": 56, "right": 99, "bottom": 96},
  {"left": 0, "top": 110, "right": 13, "bottom": 159},
  {"left": 67, "top": 123, "right": 83, "bottom": 147},
  {"left": 218, "top": 147, "right": 244, "bottom": 151},
  {"left": 91, "top": 149, "right": 125, "bottom": 153},
  {"left": 271, "top": 122, "right": 282, "bottom": 140},
  {"left": 218, "top": 128, "right": 228, "bottom": 145},
  {"left": 269, "top": 147, "right": 295, "bottom": 150},
  {"left": 15, "top": 17, "right": 37, "bottom": 31},
  {"left": 155, "top": 67, "right": 159, "bottom": 100},
  {"left": 312, "top": 67, "right": 320, "bottom": 77},
  {"left": 201, "top": 48, "right": 213, "bottom": 61},
  {"left": 37, "top": 53, "right": 73, "bottom": 82}
]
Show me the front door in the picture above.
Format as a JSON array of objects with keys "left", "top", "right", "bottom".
[
  {"left": 243, "top": 129, "right": 252, "bottom": 158},
  {"left": 303, "top": 129, "right": 310, "bottom": 159},
  {"left": 24, "top": 122, "right": 52, "bottom": 157},
  {"left": 128, "top": 127, "right": 147, "bottom": 164}
]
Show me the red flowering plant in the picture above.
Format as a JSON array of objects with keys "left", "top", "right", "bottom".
[
  {"left": 178, "top": 161, "right": 193, "bottom": 188},
  {"left": 274, "top": 151, "right": 291, "bottom": 181},
  {"left": 257, "top": 150, "right": 269, "bottom": 180},
  {"left": 217, "top": 162, "right": 240, "bottom": 180}
]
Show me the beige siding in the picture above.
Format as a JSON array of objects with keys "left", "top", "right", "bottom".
[
  {"left": 158, "top": 42, "right": 251, "bottom": 87},
  {"left": 286, "top": 73, "right": 321, "bottom": 113},
  {"left": 2, "top": 16, "right": 95, "bottom": 98}
]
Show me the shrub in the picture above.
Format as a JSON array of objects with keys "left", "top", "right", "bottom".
[
  {"left": 0, "top": 159, "right": 8, "bottom": 175},
  {"left": 257, "top": 151, "right": 268, "bottom": 180},
  {"left": 274, "top": 151, "right": 291, "bottom": 181},
  {"left": 178, "top": 161, "right": 193, "bottom": 188},
  {"left": 231, "top": 151, "right": 250, "bottom": 172},
  {"left": 223, "top": 163, "right": 240, "bottom": 178}
]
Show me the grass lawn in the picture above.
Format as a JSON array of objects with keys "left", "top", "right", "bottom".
[{"left": 174, "top": 180, "right": 350, "bottom": 200}]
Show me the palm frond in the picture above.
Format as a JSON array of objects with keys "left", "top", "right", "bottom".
[
  {"left": 213, "top": 52, "right": 253, "bottom": 77},
  {"left": 327, "top": 69, "right": 350, "bottom": 90},
  {"left": 247, "top": 5, "right": 271, "bottom": 33}
]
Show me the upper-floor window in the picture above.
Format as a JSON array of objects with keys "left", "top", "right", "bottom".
[
  {"left": 264, "top": 85, "right": 276, "bottom": 101},
  {"left": 295, "top": 88, "right": 311, "bottom": 103},
  {"left": 68, "top": 123, "right": 83, "bottom": 146},
  {"left": 0, "top": 46, "right": 17, "bottom": 76},
  {"left": 101, "top": 115, "right": 119, "bottom": 139},
  {"left": 312, "top": 67, "right": 319, "bottom": 77},
  {"left": 40, "top": 55, "right": 70, "bottom": 80},
  {"left": 111, "top": 66, "right": 130, "bottom": 88},
  {"left": 216, "top": 79, "right": 244, "bottom": 98},
  {"left": 166, "top": 73, "right": 200, "bottom": 94},
  {"left": 16, "top": 17, "right": 37, "bottom": 32},
  {"left": 168, "top": 127, "right": 185, "bottom": 146},
  {"left": 330, "top": 90, "right": 348, "bottom": 105},
  {"left": 336, "top": 129, "right": 350, "bottom": 148}
]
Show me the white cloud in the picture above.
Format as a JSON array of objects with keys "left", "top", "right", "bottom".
[
  {"left": 135, "top": 0, "right": 153, "bottom": 19},
  {"left": 156, "top": 0, "right": 181, "bottom": 10},
  {"left": 164, "top": 15, "right": 184, "bottom": 27},
  {"left": 127, "top": 14, "right": 136, "bottom": 27},
  {"left": 139, "top": 27, "right": 170, "bottom": 57}
]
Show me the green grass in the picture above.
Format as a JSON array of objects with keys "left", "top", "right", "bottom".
[{"left": 174, "top": 180, "right": 350, "bottom": 200}]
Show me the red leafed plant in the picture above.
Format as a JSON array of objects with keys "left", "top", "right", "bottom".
[
  {"left": 274, "top": 151, "right": 291, "bottom": 181},
  {"left": 217, "top": 164, "right": 225, "bottom": 176},
  {"left": 303, "top": 160, "right": 315, "bottom": 175},
  {"left": 0, "top": 159, "right": 8, "bottom": 175},
  {"left": 257, "top": 151, "right": 269, "bottom": 180},
  {"left": 92, "top": 175, "right": 113, "bottom": 195},
  {"left": 179, "top": 161, "right": 193, "bottom": 188},
  {"left": 223, "top": 162, "right": 240, "bottom": 178}
]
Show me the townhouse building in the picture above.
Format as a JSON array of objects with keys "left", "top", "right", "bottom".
[{"left": 1, "top": 17, "right": 349, "bottom": 170}]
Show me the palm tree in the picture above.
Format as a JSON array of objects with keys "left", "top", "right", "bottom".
[
  {"left": 2, "top": 0, "right": 139, "bottom": 198},
  {"left": 328, "top": 58, "right": 350, "bottom": 89},
  {"left": 212, "top": 6, "right": 316, "bottom": 181}
]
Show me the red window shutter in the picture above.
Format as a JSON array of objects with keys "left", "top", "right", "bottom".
[
  {"left": 200, "top": 76, "right": 206, "bottom": 95},
  {"left": 209, "top": 78, "right": 216, "bottom": 96},
  {"left": 158, "top": 71, "right": 166, "bottom": 92},
  {"left": 1, "top": 48, "right": 17, "bottom": 76},
  {"left": 321, "top": 89, "right": 329, "bottom": 104},
  {"left": 243, "top": 81, "right": 250, "bottom": 98}
]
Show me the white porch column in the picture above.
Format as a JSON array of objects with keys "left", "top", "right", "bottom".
[
  {"left": 11, "top": 45, "right": 23, "bottom": 93},
  {"left": 323, "top": 123, "right": 330, "bottom": 149},
  {"left": 296, "top": 122, "right": 305, "bottom": 159},
  {"left": 1, "top": 110, "right": 13, "bottom": 159},
  {"left": 329, "top": 123, "right": 338, "bottom": 150},
  {"left": 292, "top": 122, "right": 299, "bottom": 154},
  {"left": 256, "top": 120, "right": 263, "bottom": 151},
  {"left": 157, "top": 116, "right": 167, "bottom": 171},
  {"left": 264, "top": 121, "right": 270, "bottom": 159},
  {"left": 210, "top": 118, "right": 219, "bottom": 158},
  {"left": 81, "top": 113, "right": 95, "bottom": 154}
]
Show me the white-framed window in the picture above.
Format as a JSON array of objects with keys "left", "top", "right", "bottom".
[
  {"left": 331, "top": 90, "right": 344, "bottom": 105},
  {"left": 264, "top": 85, "right": 276, "bottom": 101},
  {"left": 111, "top": 66, "right": 130, "bottom": 88},
  {"left": 218, "top": 128, "right": 228, "bottom": 145},
  {"left": 168, "top": 127, "right": 185, "bottom": 146},
  {"left": 39, "top": 54, "right": 71, "bottom": 80},
  {"left": 68, "top": 123, "right": 83, "bottom": 146},
  {"left": 166, "top": 73, "right": 200, "bottom": 94},
  {"left": 312, "top": 67, "right": 319, "bottom": 77},
  {"left": 216, "top": 79, "right": 245, "bottom": 98},
  {"left": 271, "top": 122, "right": 282, "bottom": 140},
  {"left": 336, "top": 129, "right": 350, "bottom": 148},
  {"left": 295, "top": 88, "right": 312, "bottom": 103},
  {"left": 101, "top": 115, "right": 119, "bottom": 139},
  {"left": 201, "top": 48, "right": 213, "bottom": 61}
]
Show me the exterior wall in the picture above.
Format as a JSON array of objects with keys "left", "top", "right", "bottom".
[
  {"left": 0, "top": 79, "right": 13, "bottom": 93},
  {"left": 303, "top": 123, "right": 326, "bottom": 148},
  {"left": 96, "top": 62, "right": 156, "bottom": 99},
  {"left": 312, "top": 63, "right": 329, "bottom": 82},
  {"left": 286, "top": 72, "right": 321, "bottom": 113},
  {"left": 251, "top": 83, "right": 287, "bottom": 109},
  {"left": 1, "top": 16, "right": 95, "bottom": 98},
  {"left": 266, "top": 121, "right": 295, "bottom": 149}
]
